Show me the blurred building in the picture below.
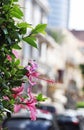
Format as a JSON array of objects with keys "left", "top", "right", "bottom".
[
  {"left": 18, "top": 0, "right": 84, "bottom": 112},
  {"left": 71, "top": 30, "right": 84, "bottom": 56},
  {"left": 47, "top": 0, "right": 70, "bottom": 28},
  {"left": 46, "top": 0, "right": 84, "bottom": 109}
]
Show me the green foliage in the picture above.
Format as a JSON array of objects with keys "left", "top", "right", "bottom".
[
  {"left": 31, "top": 24, "right": 47, "bottom": 35},
  {"left": 76, "top": 101, "right": 84, "bottom": 108},
  {"left": 79, "top": 64, "right": 84, "bottom": 75},
  {"left": 17, "top": 22, "right": 33, "bottom": 29},
  {"left": 36, "top": 93, "right": 47, "bottom": 102},
  {"left": 0, "top": 0, "right": 47, "bottom": 121},
  {"left": 23, "top": 37, "right": 38, "bottom": 48},
  {"left": 10, "top": 4, "right": 24, "bottom": 19}
]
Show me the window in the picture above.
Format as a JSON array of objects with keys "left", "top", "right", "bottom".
[{"left": 57, "top": 70, "right": 64, "bottom": 83}]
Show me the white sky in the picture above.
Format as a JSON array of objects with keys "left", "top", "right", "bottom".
[{"left": 69, "top": 0, "right": 84, "bottom": 30}]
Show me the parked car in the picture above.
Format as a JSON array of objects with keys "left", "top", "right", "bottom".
[
  {"left": 37, "top": 104, "right": 56, "bottom": 114},
  {"left": 2, "top": 109, "right": 59, "bottom": 130},
  {"left": 56, "top": 109, "right": 82, "bottom": 130},
  {"left": 56, "top": 114, "right": 80, "bottom": 130}
]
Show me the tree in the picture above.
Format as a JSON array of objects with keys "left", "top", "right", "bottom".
[
  {"left": 79, "top": 64, "right": 84, "bottom": 93},
  {"left": 0, "top": 0, "right": 48, "bottom": 122}
]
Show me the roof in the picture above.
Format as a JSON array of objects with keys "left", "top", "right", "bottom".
[{"left": 71, "top": 30, "right": 84, "bottom": 42}]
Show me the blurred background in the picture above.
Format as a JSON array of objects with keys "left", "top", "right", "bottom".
[{"left": 18, "top": 0, "right": 84, "bottom": 114}]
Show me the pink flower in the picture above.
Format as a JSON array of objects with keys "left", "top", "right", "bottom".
[
  {"left": 26, "top": 71, "right": 39, "bottom": 86},
  {"left": 3, "top": 96, "right": 10, "bottom": 100},
  {"left": 37, "top": 76, "right": 55, "bottom": 84},
  {"left": 25, "top": 87, "right": 37, "bottom": 120},
  {"left": 28, "top": 60, "right": 38, "bottom": 71},
  {"left": 7, "top": 55, "right": 12, "bottom": 61},
  {"left": 12, "top": 84, "right": 24, "bottom": 98},
  {"left": 26, "top": 60, "right": 38, "bottom": 73},
  {"left": 14, "top": 96, "right": 26, "bottom": 113},
  {"left": 14, "top": 104, "right": 22, "bottom": 113},
  {"left": 14, "top": 86, "right": 37, "bottom": 120},
  {"left": 25, "top": 60, "right": 55, "bottom": 86},
  {"left": 26, "top": 60, "right": 39, "bottom": 86},
  {"left": 12, "top": 50, "right": 19, "bottom": 58}
]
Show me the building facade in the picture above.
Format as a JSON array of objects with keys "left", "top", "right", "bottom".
[{"left": 47, "top": 0, "right": 70, "bottom": 28}]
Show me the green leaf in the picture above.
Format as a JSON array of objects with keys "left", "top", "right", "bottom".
[
  {"left": 6, "top": 37, "right": 11, "bottom": 44},
  {"left": 36, "top": 93, "right": 47, "bottom": 102},
  {"left": 2, "top": 28, "right": 8, "bottom": 34},
  {"left": 15, "top": 59, "right": 20, "bottom": 66},
  {"left": 0, "top": 66, "right": 11, "bottom": 78},
  {"left": 0, "top": 18, "right": 4, "bottom": 25},
  {"left": 23, "top": 36, "right": 37, "bottom": 48},
  {"left": 31, "top": 24, "right": 47, "bottom": 35},
  {"left": 19, "top": 28, "right": 27, "bottom": 34},
  {"left": 10, "top": 79, "right": 23, "bottom": 86},
  {"left": 13, "top": 0, "right": 18, "bottom": 2},
  {"left": 2, "top": 0, "right": 11, "bottom": 5},
  {"left": 16, "top": 68, "right": 27, "bottom": 76},
  {"left": 10, "top": 5, "right": 23, "bottom": 19},
  {"left": 12, "top": 44, "right": 22, "bottom": 50},
  {"left": 10, "top": 99, "right": 15, "bottom": 105},
  {"left": 17, "top": 22, "right": 33, "bottom": 29}
]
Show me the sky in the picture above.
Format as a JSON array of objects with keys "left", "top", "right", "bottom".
[{"left": 69, "top": 0, "right": 84, "bottom": 30}]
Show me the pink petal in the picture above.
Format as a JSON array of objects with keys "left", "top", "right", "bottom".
[
  {"left": 14, "top": 104, "right": 21, "bottom": 113},
  {"left": 3, "top": 96, "right": 10, "bottom": 101},
  {"left": 29, "top": 106, "right": 37, "bottom": 120},
  {"left": 12, "top": 50, "right": 19, "bottom": 58},
  {"left": 7, "top": 55, "right": 12, "bottom": 61},
  {"left": 12, "top": 84, "right": 24, "bottom": 94}
]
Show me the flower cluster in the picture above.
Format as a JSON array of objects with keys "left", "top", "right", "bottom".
[
  {"left": 13, "top": 60, "right": 39, "bottom": 120},
  {"left": 3, "top": 58, "right": 54, "bottom": 120}
]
